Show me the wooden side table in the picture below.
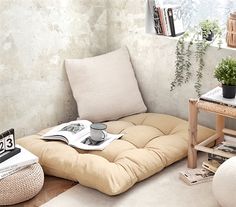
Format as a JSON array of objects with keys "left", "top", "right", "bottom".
[{"left": 188, "top": 99, "right": 236, "bottom": 168}]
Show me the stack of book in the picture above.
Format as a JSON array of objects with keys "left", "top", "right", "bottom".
[
  {"left": 153, "top": 4, "right": 184, "bottom": 37},
  {"left": 0, "top": 145, "right": 38, "bottom": 180},
  {"left": 180, "top": 135, "right": 236, "bottom": 185},
  {"left": 202, "top": 135, "right": 236, "bottom": 173},
  {"left": 207, "top": 135, "right": 236, "bottom": 163}
]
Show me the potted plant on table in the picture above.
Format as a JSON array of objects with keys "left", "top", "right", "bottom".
[{"left": 214, "top": 57, "right": 236, "bottom": 99}]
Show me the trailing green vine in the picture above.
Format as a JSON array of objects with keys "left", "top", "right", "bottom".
[
  {"left": 194, "top": 40, "right": 210, "bottom": 96},
  {"left": 170, "top": 34, "right": 187, "bottom": 91},
  {"left": 171, "top": 32, "right": 196, "bottom": 91},
  {"left": 170, "top": 19, "right": 222, "bottom": 97},
  {"left": 184, "top": 32, "right": 196, "bottom": 83}
]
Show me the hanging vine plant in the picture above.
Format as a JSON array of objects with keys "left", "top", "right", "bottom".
[{"left": 170, "top": 19, "right": 222, "bottom": 97}]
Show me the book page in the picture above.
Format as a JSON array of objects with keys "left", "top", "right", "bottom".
[
  {"left": 43, "top": 120, "right": 92, "bottom": 144},
  {"left": 70, "top": 133, "right": 123, "bottom": 150}
]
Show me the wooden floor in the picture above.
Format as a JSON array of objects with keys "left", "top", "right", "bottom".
[{"left": 11, "top": 176, "right": 77, "bottom": 207}]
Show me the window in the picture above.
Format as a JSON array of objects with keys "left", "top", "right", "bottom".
[{"left": 157, "top": 0, "right": 236, "bottom": 30}]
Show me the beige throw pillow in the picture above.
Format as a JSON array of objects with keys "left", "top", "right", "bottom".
[{"left": 65, "top": 47, "right": 147, "bottom": 122}]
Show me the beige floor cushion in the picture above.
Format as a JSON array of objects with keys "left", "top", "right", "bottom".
[{"left": 17, "top": 113, "right": 214, "bottom": 195}]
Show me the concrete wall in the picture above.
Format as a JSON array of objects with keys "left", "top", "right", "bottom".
[
  {"left": 1, "top": 0, "right": 236, "bottom": 138},
  {"left": 107, "top": 0, "right": 236, "bottom": 129},
  {"left": 0, "top": 0, "right": 107, "bottom": 137}
]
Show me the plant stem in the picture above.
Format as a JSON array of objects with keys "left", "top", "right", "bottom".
[
  {"left": 194, "top": 41, "right": 210, "bottom": 97},
  {"left": 171, "top": 36, "right": 186, "bottom": 91}
]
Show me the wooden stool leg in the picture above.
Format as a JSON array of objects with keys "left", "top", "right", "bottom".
[
  {"left": 188, "top": 99, "right": 198, "bottom": 168},
  {"left": 216, "top": 115, "right": 225, "bottom": 145}
]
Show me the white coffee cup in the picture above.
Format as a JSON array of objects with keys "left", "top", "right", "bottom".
[{"left": 90, "top": 123, "right": 107, "bottom": 142}]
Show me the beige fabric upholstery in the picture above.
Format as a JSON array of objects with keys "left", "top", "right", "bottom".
[
  {"left": 65, "top": 47, "right": 147, "bottom": 122},
  {"left": 0, "top": 163, "right": 44, "bottom": 205},
  {"left": 17, "top": 113, "right": 214, "bottom": 195}
]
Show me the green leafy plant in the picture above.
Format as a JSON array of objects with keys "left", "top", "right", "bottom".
[
  {"left": 214, "top": 57, "right": 236, "bottom": 85},
  {"left": 170, "top": 19, "right": 222, "bottom": 97},
  {"left": 199, "top": 19, "right": 222, "bottom": 44}
]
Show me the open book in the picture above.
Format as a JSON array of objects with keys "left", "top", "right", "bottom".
[{"left": 42, "top": 120, "right": 123, "bottom": 150}]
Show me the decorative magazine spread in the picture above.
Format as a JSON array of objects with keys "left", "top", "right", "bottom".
[
  {"left": 200, "top": 87, "right": 236, "bottom": 107},
  {"left": 42, "top": 120, "right": 123, "bottom": 150},
  {"left": 179, "top": 168, "right": 214, "bottom": 185}
]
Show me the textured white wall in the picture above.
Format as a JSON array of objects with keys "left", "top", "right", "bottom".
[
  {"left": 0, "top": 0, "right": 107, "bottom": 137},
  {"left": 107, "top": 0, "right": 236, "bottom": 129},
  {"left": 1, "top": 0, "right": 236, "bottom": 138}
]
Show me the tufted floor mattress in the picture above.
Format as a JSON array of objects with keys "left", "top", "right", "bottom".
[{"left": 17, "top": 113, "right": 214, "bottom": 195}]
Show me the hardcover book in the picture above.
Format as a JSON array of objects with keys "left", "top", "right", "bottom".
[
  {"left": 163, "top": 7, "right": 171, "bottom": 36},
  {"left": 171, "top": 6, "right": 184, "bottom": 36},
  {"left": 153, "top": 6, "right": 163, "bottom": 34},
  {"left": 167, "top": 8, "right": 175, "bottom": 36},
  {"left": 163, "top": 4, "right": 184, "bottom": 36},
  {"left": 157, "top": 7, "right": 167, "bottom": 35}
]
